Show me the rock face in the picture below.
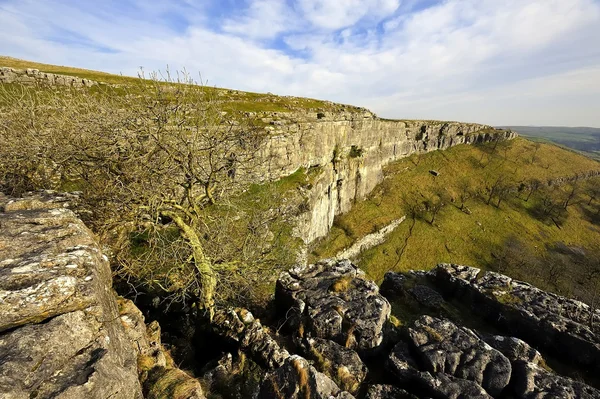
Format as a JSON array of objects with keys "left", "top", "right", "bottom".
[
  {"left": 296, "top": 336, "right": 367, "bottom": 394},
  {"left": 276, "top": 259, "right": 391, "bottom": 353},
  {"left": 0, "top": 66, "right": 97, "bottom": 87},
  {"left": 212, "top": 307, "right": 290, "bottom": 370},
  {"left": 258, "top": 355, "right": 355, "bottom": 399},
  {"left": 256, "top": 113, "right": 516, "bottom": 242},
  {"left": 406, "top": 316, "right": 511, "bottom": 397},
  {"left": 364, "top": 385, "right": 419, "bottom": 399},
  {"left": 0, "top": 192, "right": 205, "bottom": 399},
  {"left": 0, "top": 193, "right": 142, "bottom": 398},
  {"left": 431, "top": 263, "right": 600, "bottom": 373}
]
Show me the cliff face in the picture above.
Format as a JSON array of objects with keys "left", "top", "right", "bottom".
[{"left": 258, "top": 111, "right": 516, "bottom": 242}]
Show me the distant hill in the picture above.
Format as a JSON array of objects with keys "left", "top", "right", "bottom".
[{"left": 503, "top": 126, "right": 600, "bottom": 161}]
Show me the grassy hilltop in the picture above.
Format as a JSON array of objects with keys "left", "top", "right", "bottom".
[{"left": 0, "top": 56, "right": 362, "bottom": 115}]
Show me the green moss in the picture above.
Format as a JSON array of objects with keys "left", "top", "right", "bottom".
[{"left": 349, "top": 145, "right": 364, "bottom": 158}]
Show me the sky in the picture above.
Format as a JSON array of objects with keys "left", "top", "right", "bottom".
[{"left": 1, "top": 0, "right": 599, "bottom": 127}]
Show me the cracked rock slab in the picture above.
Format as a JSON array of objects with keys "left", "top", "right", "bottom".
[
  {"left": 276, "top": 259, "right": 391, "bottom": 353},
  {"left": 258, "top": 355, "right": 355, "bottom": 399},
  {"left": 0, "top": 193, "right": 142, "bottom": 399}
]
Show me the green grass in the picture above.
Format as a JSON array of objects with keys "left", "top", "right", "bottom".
[
  {"left": 1, "top": 55, "right": 362, "bottom": 115},
  {"left": 311, "top": 138, "right": 600, "bottom": 283},
  {"left": 505, "top": 126, "right": 600, "bottom": 161}
]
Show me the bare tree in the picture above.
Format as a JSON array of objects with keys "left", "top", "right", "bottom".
[
  {"left": 562, "top": 182, "right": 579, "bottom": 210},
  {"left": 457, "top": 177, "right": 473, "bottom": 212},
  {"left": 525, "top": 178, "right": 542, "bottom": 202},
  {"left": 0, "top": 72, "right": 278, "bottom": 317}
]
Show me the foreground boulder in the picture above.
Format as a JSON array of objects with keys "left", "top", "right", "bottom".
[
  {"left": 0, "top": 193, "right": 142, "bottom": 398},
  {"left": 512, "top": 361, "right": 600, "bottom": 399},
  {"left": 258, "top": 355, "right": 355, "bottom": 398},
  {"left": 276, "top": 259, "right": 391, "bottom": 353},
  {"left": 431, "top": 264, "right": 600, "bottom": 372},
  {"left": 296, "top": 336, "right": 367, "bottom": 394},
  {"left": 387, "top": 316, "right": 510, "bottom": 398},
  {"left": 407, "top": 316, "right": 511, "bottom": 397},
  {"left": 212, "top": 307, "right": 290, "bottom": 370},
  {"left": 387, "top": 340, "right": 492, "bottom": 399}
]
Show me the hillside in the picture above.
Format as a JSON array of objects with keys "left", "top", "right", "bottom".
[
  {"left": 505, "top": 125, "right": 600, "bottom": 161},
  {"left": 0, "top": 56, "right": 363, "bottom": 115},
  {"left": 312, "top": 137, "right": 600, "bottom": 303}
]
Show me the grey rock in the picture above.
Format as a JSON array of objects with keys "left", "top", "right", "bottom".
[
  {"left": 410, "top": 285, "right": 445, "bottom": 310},
  {"left": 297, "top": 336, "right": 367, "bottom": 394},
  {"left": 512, "top": 361, "right": 600, "bottom": 398},
  {"left": 481, "top": 334, "right": 543, "bottom": 365},
  {"left": 0, "top": 193, "right": 142, "bottom": 399},
  {"left": 407, "top": 315, "right": 511, "bottom": 397},
  {"left": 431, "top": 263, "right": 600, "bottom": 372},
  {"left": 276, "top": 259, "right": 391, "bottom": 353},
  {"left": 258, "top": 355, "right": 355, "bottom": 399},
  {"left": 364, "top": 385, "right": 419, "bottom": 399},
  {"left": 212, "top": 307, "right": 290, "bottom": 369},
  {"left": 387, "top": 341, "right": 492, "bottom": 399}
]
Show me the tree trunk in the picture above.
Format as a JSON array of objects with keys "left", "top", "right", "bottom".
[{"left": 162, "top": 210, "right": 217, "bottom": 319}]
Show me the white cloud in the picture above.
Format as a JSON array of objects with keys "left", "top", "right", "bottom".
[
  {"left": 222, "top": 0, "right": 295, "bottom": 39},
  {"left": 0, "top": 0, "right": 599, "bottom": 126},
  {"left": 296, "top": 0, "right": 401, "bottom": 30}
]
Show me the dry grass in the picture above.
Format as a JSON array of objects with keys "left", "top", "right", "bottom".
[
  {"left": 330, "top": 276, "right": 354, "bottom": 293},
  {"left": 292, "top": 358, "right": 311, "bottom": 399},
  {"left": 0, "top": 55, "right": 361, "bottom": 114}
]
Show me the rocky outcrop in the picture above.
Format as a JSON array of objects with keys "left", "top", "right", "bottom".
[
  {"left": 0, "top": 192, "right": 204, "bottom": 399},
  {"left": 257, "top": 355, "right": 355, "bottom": 399},
  {"left": 0, "top": 66, "right": 97, "bottom": 87},
  {"left": 212, "top": 307, "right": 290, "bottom": 370},
  {"left": 406, "top": 316, "right": 511, "bottom": 397},
  {"left": 296, "top": 336, "right": 368, "bottom": 394},
  {"left": 276, "top": 259, "right": 391, "bottom": 353},
  {"left": 118, "top": 298, "right": 205, "bottom": 399},
  {"left": 430, "top": 263, "right": 600, "bottom": 373},
  {"left": 258, "top": 113, "right": 516, "bottom": 241},
  {"left": 198, "top": 261, "right": 600, "bottom": 398},
  {"left": 0, "top": 193, "right": 142, "bottom": 398}
]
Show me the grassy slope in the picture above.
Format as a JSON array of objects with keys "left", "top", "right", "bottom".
[
  {"left": 311, "top": 137, "right": 600, "bottom": 283},
  {"left": 0, "top": 56, "right": 360, "bottom": 114},
  {"left": 504, "top": 126, "right": 600, "bottom": 161}
]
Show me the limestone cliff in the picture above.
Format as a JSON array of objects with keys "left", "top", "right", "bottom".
[{"left": 258, "top": 111, "right": 516, "bottom": 241}]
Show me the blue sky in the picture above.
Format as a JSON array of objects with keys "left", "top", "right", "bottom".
[{"left": 1, "top": 0, "right": 600, "bottom": 126}]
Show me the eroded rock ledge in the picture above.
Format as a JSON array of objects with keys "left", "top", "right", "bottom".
[
  {"left": 208, "top": 260, "right": 600, "bottom": 399},
  {"left": 0, "top": 193, "right": 203, "bottom": 399}
]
